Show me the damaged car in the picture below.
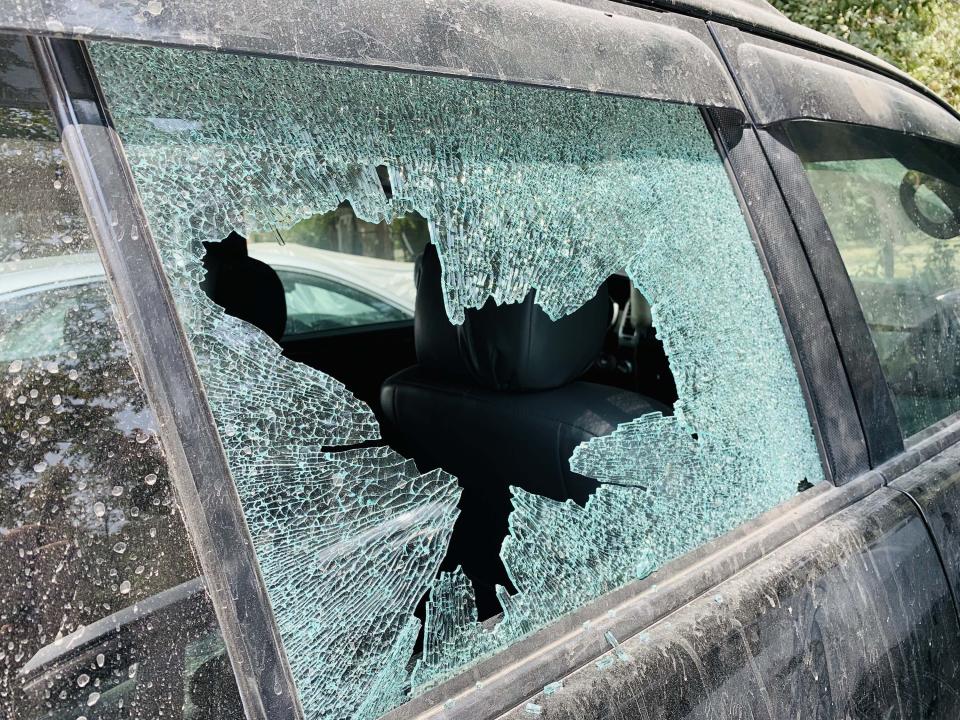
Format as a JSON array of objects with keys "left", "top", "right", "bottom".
[{"left": 2, "top": 1, "right": 960, "bottom": 719}]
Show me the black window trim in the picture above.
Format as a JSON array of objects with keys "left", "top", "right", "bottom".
[
  {"left": 708, "top": 21, "right": 908, "bottom": 472},
  {"left": 757, "top": 123, "right": 904, "bottom": 464},
  {"left": 707, "top": 20, "right": 960, "bottom": 494}
]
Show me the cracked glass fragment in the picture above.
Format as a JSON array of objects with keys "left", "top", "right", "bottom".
[
  {"left": 236, "top": 445, "right": 459, "bottom": 715},
  {"left": 543, "top": 681, "right": 563, "bottom": 696},
  {"left": 604, "top": 630, "right": 633, "bottom": 663},
  {"left": 595, "top": 656, "right": 616, "bottom": 671},
  {"left": 412, "top": 140, "right": 822, "bottom": 688},
  {"left": 89, "top": 43, "right": 462, "bottom": 720},
  {"left": 89, "top": 42, "right": 732, "bottom": 325},
  {"left": 89, "top": 39, "right": 822, "bottom": 716}
]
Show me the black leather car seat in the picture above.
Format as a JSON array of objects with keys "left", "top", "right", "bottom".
[
  {"left": 201, "top": 231, "right": 287, "bottom": 342},
  {"left": 381, "top": 245, "right": 667, "bottom": 615}
]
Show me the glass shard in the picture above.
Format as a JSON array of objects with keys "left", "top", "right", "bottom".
[
  {"left": 88, "top": 43, "right": 464, "bottom": 720},
  {"left": 90, "top": 42, "right": 729, "bottom": 325},
  {"left": 412, "top": 95, "right": 823, "bottom": 690}
]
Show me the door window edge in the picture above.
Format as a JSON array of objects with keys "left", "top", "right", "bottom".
[
  {"left": 708, "top": 17, "right": 902, "bottom": 467},
  {"left": 704, "top": 23, "right": 875, "bottom": 483},
  {"left": 699, "top": 105, "right": 833, "bottom": 486},
  {"left": 753, "top": 123, "right": 903, "bottom": 466}
]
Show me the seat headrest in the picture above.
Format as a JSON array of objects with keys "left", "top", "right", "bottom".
[
  {"left": 415, "top": 245, "right": 609, "bottom": 391},
  {"left": 202, "top": 232, "right": 287, "bottom": 342}
]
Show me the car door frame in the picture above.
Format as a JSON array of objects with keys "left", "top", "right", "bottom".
[{"left": 27, "top": 36, "right": 306, "bottom": 720}]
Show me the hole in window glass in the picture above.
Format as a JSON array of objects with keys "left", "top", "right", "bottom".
[
  {"left": 89, "top": 42, "right": 823, "bottom": 718},
  {"left": 246, "top": 202, "right": 423, "bottom": 338},
  {"left": 786, "top": 120, "right": 960, "bottom": 437},
  {"left": 0, "top": 34, "right": 243, "bottom": 720}
]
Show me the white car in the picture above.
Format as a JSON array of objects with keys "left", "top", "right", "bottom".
[
  {"left": 0, "top": 243, "right": 416, "bottom": 359},
  {"left": 248, "top": 242, "right": 415, "bottom": 337}
]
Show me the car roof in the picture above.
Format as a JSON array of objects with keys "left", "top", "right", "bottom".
[
  {"left": 611, "top": 0, "right": 954, "bottom": 116},
  {"left": 1, "top": 0, "right": 953, "bottom": 121}
]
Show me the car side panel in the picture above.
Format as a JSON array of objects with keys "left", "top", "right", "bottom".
[
  {"left": 889, "top": 439, "right": 960, "bottom": 627},
  {"left": 500, "top": 487, "right": 960, "bottom": 719}
]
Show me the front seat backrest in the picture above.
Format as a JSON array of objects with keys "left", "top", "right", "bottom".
[{"left": 201, "top": 231, "right": 287, "bottom": 342}]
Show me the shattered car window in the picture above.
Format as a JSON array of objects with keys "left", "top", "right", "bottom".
[
  {"left": 90, "top": 42, "right": 823, "bottom": 717},
  {"left": 0, "top": 35, "right": 242, "bottom": 720}
]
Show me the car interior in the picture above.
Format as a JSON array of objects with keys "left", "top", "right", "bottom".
[{"left": 200, "top": 207, "right": 678, "bottom": 618}]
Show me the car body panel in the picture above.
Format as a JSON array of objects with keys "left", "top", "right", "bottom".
[
  {"left": 656, "top": 0, "right": 956, "bottom": 119},
  {"left": 713, "top": 28, "right": 960, "bottom": 685},
  {"left": 499, "top": 486, "right": 960, "bottom": 720},
  {"left": 0, "top": 252, "right": 103, "bottom": 297},
  {"left": 247, "top": 243, "right": 415, "bottom": 315},
  {"left": 0, "top": 0, "right": 745, "bottom": 116},
  {"left": 0, "top": 0, "right": 953, "bottom": 123},
  {"left": 0, "top": 245, "right": 415, "bottom": 322},
  {"left": 889, "top": 439, "right": 960, "bottom": 626},
  {"left": 709, "top": 23, "right": 960, "bottom": 148}
]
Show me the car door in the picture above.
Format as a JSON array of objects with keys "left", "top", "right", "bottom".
[
  {"left": 709, "top": 15, "right": 960, "bottom": 711},
  {"left": 498, "top": 22, "right": 960, "bottom": 720},
  {"left": 5, "top": 3, "right": 960, "bottom": 720}
]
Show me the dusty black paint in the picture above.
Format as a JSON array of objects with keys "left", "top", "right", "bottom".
[
  {"left": 12, "top": 2, "right": 960, "bottom": 718},
  {"left": 500, "top": 488, "right": 960, "bottom": 719},
  {"left": 892, "top": 441, "right": 960, "bottom": 628},
  {"left": 709, "top": 23, "right": 960, "bottom": 147}
]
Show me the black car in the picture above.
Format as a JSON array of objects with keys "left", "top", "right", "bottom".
[{"left": 2, "top": 1, "right": 960, "bottom": 719}]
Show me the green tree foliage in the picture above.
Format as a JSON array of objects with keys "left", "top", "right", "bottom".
[{"left": 769, "top": 0, "right": 960, "bottom": 108}]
